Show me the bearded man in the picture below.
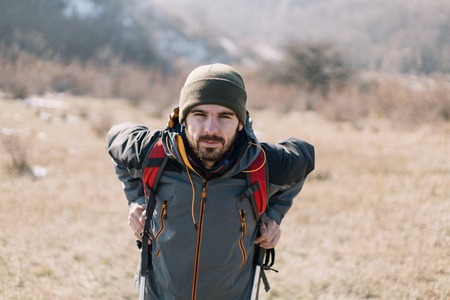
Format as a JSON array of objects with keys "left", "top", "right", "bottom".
[{"left": 106, "top": 63, "right": 315, "bottom": 300}]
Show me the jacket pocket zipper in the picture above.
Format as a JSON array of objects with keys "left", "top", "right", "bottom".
[
  {"left": 155, "top": 200, "right": 169, "bottom": 258},
  {"left": 239, "top": 209, "right": 247, "bottom": 268}
]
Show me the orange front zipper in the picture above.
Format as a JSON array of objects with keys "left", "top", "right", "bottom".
[
  {"left": 239, "top": 209, "right": 247, "bottom": 268},
  {"left": 192, "top": 181, "right": 207, "bottom": 300},
  {"left": 154, "top": 200, "right": 168, "bottom": 258}
]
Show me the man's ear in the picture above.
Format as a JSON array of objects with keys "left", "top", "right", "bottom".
[{"left": 239, "top": 123, "right": 244, "bottom": 131}]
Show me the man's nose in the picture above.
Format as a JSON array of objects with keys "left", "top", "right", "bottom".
[{"left": 204, "top": 117, "right": 219, "bottom": 134}]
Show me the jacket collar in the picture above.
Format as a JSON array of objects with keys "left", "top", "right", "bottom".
[{"left": 178, "top": 126, "right": 245, "bottom": 179}]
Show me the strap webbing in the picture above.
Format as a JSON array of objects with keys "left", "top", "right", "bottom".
[
  {"left": 248, "top": 151, "right": 267, "bottom": 217},
  {"left": 140, "top": 138, "right": 169, "bottom": 278}
]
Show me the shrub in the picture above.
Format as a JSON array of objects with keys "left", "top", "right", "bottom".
[
  {"left": 0, "top": 132, "right": 30, "bottom": 174},
  {"left": 269, "top": 41, "right": 353, "bottom": 96},
  {"left": 90, "top": 111, "right": 114, "bottom": 138}
]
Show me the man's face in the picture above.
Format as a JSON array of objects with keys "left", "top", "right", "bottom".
[{"left": 184, "top": 104, "right": 243, "bottom": 169}]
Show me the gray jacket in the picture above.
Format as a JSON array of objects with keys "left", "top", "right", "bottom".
[{"left": 106, "top": 115, "right": 314, "bottom": 300}]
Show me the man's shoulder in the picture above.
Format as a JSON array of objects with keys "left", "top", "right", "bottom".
[
  {"left": 261, "top": 138, "right": 315, "bottom": 185},
  {"left": 261, "top": 138, "right": 314, "bottom": 156},
  {"left": 108, "top": 122, "right": 152, "bottom": 135},
  {"left": 107, "top": 122, "right": 163, "bottom": 143},
  {"left": 106, "top": 122, "right": 164, "bottom": 169}
]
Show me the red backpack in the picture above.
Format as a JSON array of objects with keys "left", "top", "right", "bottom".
[
  {"left": 142, "top": 138, "right": 268, "bottom": 219},
  {"left": 138, "top": 137, "right": 274, "bottom": 298}
]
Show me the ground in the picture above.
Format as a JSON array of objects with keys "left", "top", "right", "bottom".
[{"left": 0, "top": 96, "right": 449, "bottom": 299}]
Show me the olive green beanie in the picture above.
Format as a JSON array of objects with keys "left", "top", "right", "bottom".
[{"left": 179, "top": 63, "right": 247, "bottom": 125}]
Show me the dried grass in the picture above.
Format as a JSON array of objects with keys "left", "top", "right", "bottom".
[
  {"left": 245, "top": 71, "right": 450, "bottom": 128},
  {"left": 2, "top": 45, "right": 449, "bottom": 128},
  {"left": 254, "top": 111, "right": 450, "bottom": 299},
  {"left": 1, "top": 95, "right": 448, "bottom": 299},
  {"left": 0, "top": 46, "right": 179, "bottom": 114}
]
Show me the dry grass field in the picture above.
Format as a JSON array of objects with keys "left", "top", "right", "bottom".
[{"left": 1, "top": 95, "right": 449, "bottom": 299}]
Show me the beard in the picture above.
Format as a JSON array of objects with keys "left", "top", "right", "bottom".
[{"left": 185, "top": 126, "right": 240, "bottom": 168}]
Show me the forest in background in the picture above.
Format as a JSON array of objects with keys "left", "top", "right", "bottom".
[
  {"left": 0, "top": 0, "right": 449, "bottom": 127},
  {"left": 1, "top": 0, "right": 449, "bottom": 73}
]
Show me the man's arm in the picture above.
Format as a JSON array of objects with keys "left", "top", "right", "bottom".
[
  {"left": 114, "top": 160, "right": 149, "bottom": 242},
  {"left": 263, "top": 138, "right": 315, "bottom": 224},
  {"left": 265, "top": 180, "right": 306, "bottom": 224},
  {"left": 254, "top": 139, "right": 314, "bottom": 248},
  {"left": 113, "top": 160, "right": 146, "bottom": 206},
  {"left": 106, "top": 122, "right": 162, "bottom": 242}
]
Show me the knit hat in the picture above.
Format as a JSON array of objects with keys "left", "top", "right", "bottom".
[{"left": 179, "top": 63, "right": 247, "bottom": 125}]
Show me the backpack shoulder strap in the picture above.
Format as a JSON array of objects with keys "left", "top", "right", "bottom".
[
  {"left": 243, "top": 147, "right": 277, "bottom": 296},
  {"left": 248, "top": 150, "right": 267, "bottom": 219},
  {"left": 142, "top": 138, "right": 168, "bottom": 196},
  {"left": 241, "top": 148, "right": 268, "bottom": 221},
  {"left": 139, "top": 137, "right": 169, "bottom": 279}
]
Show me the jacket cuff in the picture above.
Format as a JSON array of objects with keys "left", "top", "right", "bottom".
[
  {"left": 129, "top": 196, "right": 147, "bottom": 207},
  {"left": 265, "top": 208, "right": 283, "bottom": 225}
]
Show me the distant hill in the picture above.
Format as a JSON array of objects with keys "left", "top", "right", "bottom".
[
  {"left": 149, "top": 0, "right": 450, "bottom": 73},
  {"left": 0, "top": 0, "right": 448, "bottom": 73}
]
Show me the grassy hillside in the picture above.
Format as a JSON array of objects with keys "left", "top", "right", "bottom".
[{"left": 1, "top": 96, "right": 449, "bottom": 299}]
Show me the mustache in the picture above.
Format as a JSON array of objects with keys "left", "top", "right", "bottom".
[{"left": 197, "top": 134, "right": 225, "bottom": 143}]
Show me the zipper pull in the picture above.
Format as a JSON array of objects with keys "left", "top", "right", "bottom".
[
  {"left": 162, "top": 200, "right": 168, "bottom": 219},
  {"left": 202, "top": 182, "right": 207, "bottom": 203},
  {"left": 240, "top": 210, "right": 246, "bottom": 232}
]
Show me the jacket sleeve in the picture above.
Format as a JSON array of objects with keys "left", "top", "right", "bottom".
[
  {"left": 262, "top": 138, "right": 315, "bottom": 224},
  {"left": 112, "top": 159, "right": 147, "bottom": 206},
  {"left": 106, "top": 122, "right": 162, "bottom": 205}
]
